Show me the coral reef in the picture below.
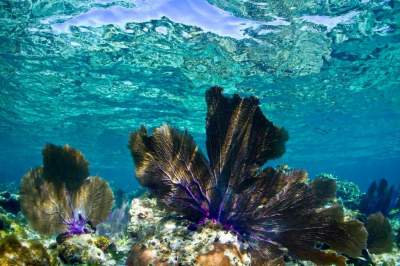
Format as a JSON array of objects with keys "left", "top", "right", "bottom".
[
  {"left": 20, "top": 144, "right": 114, "bottom": 236},
  {"left": 128, "top": 196, "right": 169, "bottom": 241},
  {"left": 370, "top": 247, "right": 400, "bottom": 266},
  {"left": 56, "top": 234, "right": 116, "bottom": 265},
  {"left": 359, "top": 179, "right": 399, "bottom": 217},
  {"left": 127, "top": 197, "right": 251, "bottom": 266},
  {"left": 128, "top": 87, "right": 367, "bottom": 265}
]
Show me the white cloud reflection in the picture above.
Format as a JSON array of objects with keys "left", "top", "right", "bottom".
[{"left": 52, "top": 0, "right": 287, "bottom": 39}]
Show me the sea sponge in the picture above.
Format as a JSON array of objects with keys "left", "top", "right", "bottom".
[
  {"left": 128, "top": 87, "right": 367, "bottom": 264},
  {"left": 20, "top": 144, "right": 114, "bottom": 236}
]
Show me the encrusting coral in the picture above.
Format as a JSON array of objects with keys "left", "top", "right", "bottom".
[
  {"left": 128, "top": 87, "right": 368, "bottom": 265},
  {"left": 19, "top": 144, "right": 114, "bottom": 237}
]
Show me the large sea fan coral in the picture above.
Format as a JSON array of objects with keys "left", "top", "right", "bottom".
[
  {"left": 20, "top": 144, "right": 114, "bottom": 236},
  {"left": 129, "top": 87, "right": 367, "bottom": 265}
]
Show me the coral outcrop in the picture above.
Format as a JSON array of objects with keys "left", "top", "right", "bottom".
[
  {"left": 0, "top": 234, "right": 55, "bottom": 266},
  {"left": 128, "top": 87, "right": 368, "bottom": 265},
  {"left": 127, "top": 197, "right": 251, "bottom": 266},
  {"left": 56, "top": 234, "right": 115, "bottom": 265},
  {"left": 20, "top": 144, "right": 114, "bottom": 236}
]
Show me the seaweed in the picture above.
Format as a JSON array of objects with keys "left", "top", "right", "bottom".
[
  {"left": 20, "top": 144, "right": 114, "bottom": 236},
  {"left": 129, "top": 87, "right": 367, "bottom": 264}
]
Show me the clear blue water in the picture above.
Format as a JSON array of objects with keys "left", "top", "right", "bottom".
[{"left": 0, "top": 0, "right": 399, "bottom": 191}]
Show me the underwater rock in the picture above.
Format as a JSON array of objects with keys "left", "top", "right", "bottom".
[
  {"left": 128, "top": 87, "right": 367, "bottom": 264},
  {"left": 370, "top": 247, "right": 400, "bottom": 266},
  {"left": 0, "top": 204, "right": 39, "bottom": 241},
  {"left": 0, "top": 234, "right": 55, "bottom": 266},
  {"left": 127, "top": 196, "right": 169, "bottom": 240},
  {"left": 196, "top": 243, "right": 246, "bottom": 266},
  {"left": 126, "top": 245, "right": 165, "bottom": 266},
  {"left": 0, "top": 191, "right": 20, "bottom": 215},
  {"left": 94, "top": 235, "right": 116, "bottom": 252},
  {"left": 56, "top": 234, "right": 115, "bottom": 265},
  {"left": 127, "top": 197, "right": 251, "bottom": 266},
  {"left": 20, "top": 144, "right": 114, "bottom": 236},
  {"left": 366, "top": 212, "right": 394, "bottom": 254}
]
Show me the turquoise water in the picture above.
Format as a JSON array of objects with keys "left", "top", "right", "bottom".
[{"left": 0, "top": 0, "right": 399, "bottom": 191}]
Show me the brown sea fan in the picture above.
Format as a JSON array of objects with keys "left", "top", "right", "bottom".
[
  {"left": 20, "top": 167, "right": 71, "bottom": 235},
  {"left": 20, "top": 144, "right": 113, "bottom": 235},
  {"left": 72, "top": 176, "right": 114, "bottom": 226},
  {"left": 129, "top": 87, "right": 367, "bottom": 265},
  {"left": 42, "top": 143, "right": 89, "bottom": 192},
  {"left": 366, "top": 212, "right": 393, "bottom": 254}
]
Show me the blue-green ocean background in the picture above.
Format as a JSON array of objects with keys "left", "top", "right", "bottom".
[{"left": 0, "top": 0, "right": 399, "bottom": 191}]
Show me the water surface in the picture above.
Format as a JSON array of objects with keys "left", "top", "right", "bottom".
[{"left": 1, "top": 0, "right": 399, "bottom": 190}]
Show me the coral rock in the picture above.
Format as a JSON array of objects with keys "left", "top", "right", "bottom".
[
  {"left": 57, "top": 234, "right": 112, "bottom": 265},
  {"left": 196, "top": 243, "right": 244, "bottom": 266},
  {"left": 128, "top": 196, "right": 168, "bottom": 240},
  {"left": 0, "top": 234, "right": 54, "bottom": 266},
  {"left": 127, "top": 198, "right": 251, "bottom": 266},
  {"left": 126, "top": 244, "right": 166, "bottom": 266}
]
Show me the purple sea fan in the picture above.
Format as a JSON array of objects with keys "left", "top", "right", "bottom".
[
  {"left": 20, "top": 144, "right": 114, "bottom": 237},
  {"left": 129, "top": 87, "right": 367, "bottom": 265}
]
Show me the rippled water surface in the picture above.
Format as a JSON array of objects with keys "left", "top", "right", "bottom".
[{"left": 1, "top": 0, "right": 399, "bottom": 189}]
